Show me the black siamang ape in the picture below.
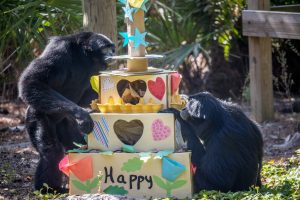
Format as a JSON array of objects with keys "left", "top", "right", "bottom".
[
  {"left": 18, "top": 32, "right": 115, "bottom": 192},
  {"left": 162, "top": 92, "right": 263, "bottom": 193}
]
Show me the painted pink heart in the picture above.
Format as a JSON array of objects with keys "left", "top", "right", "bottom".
[
  {"left": 171, "top": 73, "right": 182, "bottom": 95},
  {"left": 152, "top": 119, "right": 171, "bottom": 141},
  {"left": 148, "top": 77, "right": 165, "bottom": 100}
]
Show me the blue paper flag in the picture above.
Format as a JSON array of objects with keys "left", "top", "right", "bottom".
[
  {"left": 122, "top": 144, "right": 136, "bottom": 153},
  {"left": 118, "top": 0, "right": 127, "bottom": 5},
  {"left": 132, "top": 28, "right": 148, "bottom": 49},
  {"left": 162, "top": 157, "right": 186, "bottom": 182},
  {"left": 123, "top": 4, "right": 135, "bottom": 22},
  {"left": 140, "top": 0, "right": 149, "bottom": 12}
]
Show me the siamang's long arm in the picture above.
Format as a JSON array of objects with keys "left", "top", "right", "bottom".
[{"left": 18, "top": 59, "right": 93, "bottom": 133}]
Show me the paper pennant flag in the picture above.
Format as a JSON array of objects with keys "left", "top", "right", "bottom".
[
  {"left": 132, "top": 28, "right": 148, "bottom": 49},
  {"left": 119, "top": 32, "right": 132, "bottom": 47},
  {"left": 171, "top": 72, "right": 182, "bottom": 95},
  {"left": 118, "top": 0, "right": 127, "bottom": 5},
  {"left": 122, "top": 4, "right": 135, "bottom": 22},
  {"left": 162, "top": 157, "right": 186, "bottom": 182},
  {"left": 59, "top": 155, "right": 93, "bottom": 182},
  {"left": 129, "top": 0, "right": 148, "bottom": 11},
  {"left": 139, "top": 0, "right": 148, "bottom": 12},
  {"left": 122, "top": 144, "right": 137, "bottom": 153}
]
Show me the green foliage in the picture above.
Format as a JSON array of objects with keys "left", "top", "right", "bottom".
[
  {"left": 153, "top": 176, "right": 187, "bottom": 197},
  {"left": 271, "top": 0, "right": 300, "bottom": 6},
  {"left": 0, "top": 0, "right": 82, "bottom": 99},
  {"left": 0, "top": 162, "right": 16, "bottom": 185},
  {"left": 147, "top": 0, "right": 244, "bottom": 69},
  {"left": 103, "top": 185, "right": 128, "bottom": 195},
  {"left": 0, "top": 0, "right": 82, "bottom": 63},
  {"left": 121, "top": 157, "right": 144, "bottom": 172},
  {"left": 33, "top": 183, "right": 67, "bottom": 200},
  {"left": 193, "top": 156, "right": 300, "bottom": 200}
]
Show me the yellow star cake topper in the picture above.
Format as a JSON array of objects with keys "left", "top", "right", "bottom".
[{"left": 128, "top": 0, "right": 145, "bottom": 8}]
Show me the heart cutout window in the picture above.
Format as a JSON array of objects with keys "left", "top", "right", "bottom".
[
  {"left": 113, "top": 119, "right": 144, "bottom": 145},
  {"left": 117, "top": 79, "right": 147, "bottom": 105}
]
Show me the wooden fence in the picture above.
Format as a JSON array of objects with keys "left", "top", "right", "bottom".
[{"left": 242, "top": 1, "right": 300, "bottom": 122}]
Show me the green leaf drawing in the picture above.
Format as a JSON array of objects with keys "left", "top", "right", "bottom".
[
  {"left": 153, "top": 176, "right": 187, "bottom": 197},
  {"left": 103, "top": 185, "right": 128, "bottom": 195},
  {"left": 72, "top": 180, "right": 89, "bottom": 193},
  {"left": 153, "top": 176, "right": 168, "bottom": 190},
  {"left": 90, "top": 76, "right": 99, "bottom": 92},
  {"left": 88, "top": 176, "right": 101, "bottom": 189},
  {"left": 170, "top": 180, "right": 187, "bottom": 189},
  {"left": 72, "top": 177, "right": 102, "bottom": 193},
  {"left": 121, "top": 157, "right": 143, "bottom": 172}
]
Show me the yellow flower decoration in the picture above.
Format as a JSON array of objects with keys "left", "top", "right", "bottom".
[{"left": 128, "top": 0, "right": 145, "bottom": 8}]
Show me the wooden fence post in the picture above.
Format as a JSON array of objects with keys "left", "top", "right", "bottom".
[{"left": 247, "top": 0, "right": 274, "bottom": 122}]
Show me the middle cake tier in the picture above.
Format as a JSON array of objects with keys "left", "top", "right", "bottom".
[{"left": 88, "top": 113, "right": 175, "bottom": 151}]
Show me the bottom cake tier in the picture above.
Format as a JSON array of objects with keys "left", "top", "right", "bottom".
[{"left": 62, "top": 152, "right": 193, "bottom": 198}]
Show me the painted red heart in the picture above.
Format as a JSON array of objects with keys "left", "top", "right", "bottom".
[
  {"left": 171, "top": 73, "right": 182, "bottom": 95},
  {"left": 148, "top": 77, "right": 165, "bottom": 100}
]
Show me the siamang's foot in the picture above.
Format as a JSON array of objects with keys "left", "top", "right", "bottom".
[{"left": 75, "top": 109, "right": 94, "bottom": 133}]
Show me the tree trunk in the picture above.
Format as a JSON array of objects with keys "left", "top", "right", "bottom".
[{"left": 82, "top": 0, "right": 118, "bottom": 47}]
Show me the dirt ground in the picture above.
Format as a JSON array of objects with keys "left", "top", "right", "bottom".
[{"left": 0, "top": 100, "right": 299, "bottom": 200}]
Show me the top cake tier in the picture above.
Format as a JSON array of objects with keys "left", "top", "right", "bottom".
[
  {"left": 95, "top": 68, "right": 182, "bottom": 113},
  {"left": 114, "top": 1, "right": 162, "bottom": 72}
]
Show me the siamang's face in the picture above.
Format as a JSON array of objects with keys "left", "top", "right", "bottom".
[
  {"left": 180, "top": 92, "right": 223, "bottom": 139},
  {"left": 85, "top": 33, "right": 116, "bottom": 70}
]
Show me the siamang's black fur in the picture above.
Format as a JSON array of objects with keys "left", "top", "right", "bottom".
[
  {"left": 162, "top": 92, "right": 263, "bottom": 193},
  {"left": 18, "top": 32, "right": 115, "bottom": 192}
]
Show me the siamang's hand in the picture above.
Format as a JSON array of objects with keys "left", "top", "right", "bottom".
[{"left": 75, "top": 108, "right": 94, "bottom": 134}]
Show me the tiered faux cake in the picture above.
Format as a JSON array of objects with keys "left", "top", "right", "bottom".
[{"left": 59, "top": 0, "right": 192, "bottom": 198}]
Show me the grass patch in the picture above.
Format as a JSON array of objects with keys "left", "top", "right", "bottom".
[
  {"left": 0, "top": 162, "right": 17, "bottom": 185},
  {"left": 194, "top": 153, "right": 300, "bottom": 200}
]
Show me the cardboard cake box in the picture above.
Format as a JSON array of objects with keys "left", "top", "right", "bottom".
[
  {"left": 88, "top": 113, "right": 175, "bottom": 152},
  {"left": 97, "top": 70, "right": 182, "bottom": 109},
  {"left": 62, "top": 152, "right": 193, "bottom": 198}
]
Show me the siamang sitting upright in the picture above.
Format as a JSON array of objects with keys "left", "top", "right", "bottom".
[
  {"left": 162, "top": 92, "right": 263, "bottom": 193},
  {"left": 18, "top": 32, "right": 115, "bottom": 192}
]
